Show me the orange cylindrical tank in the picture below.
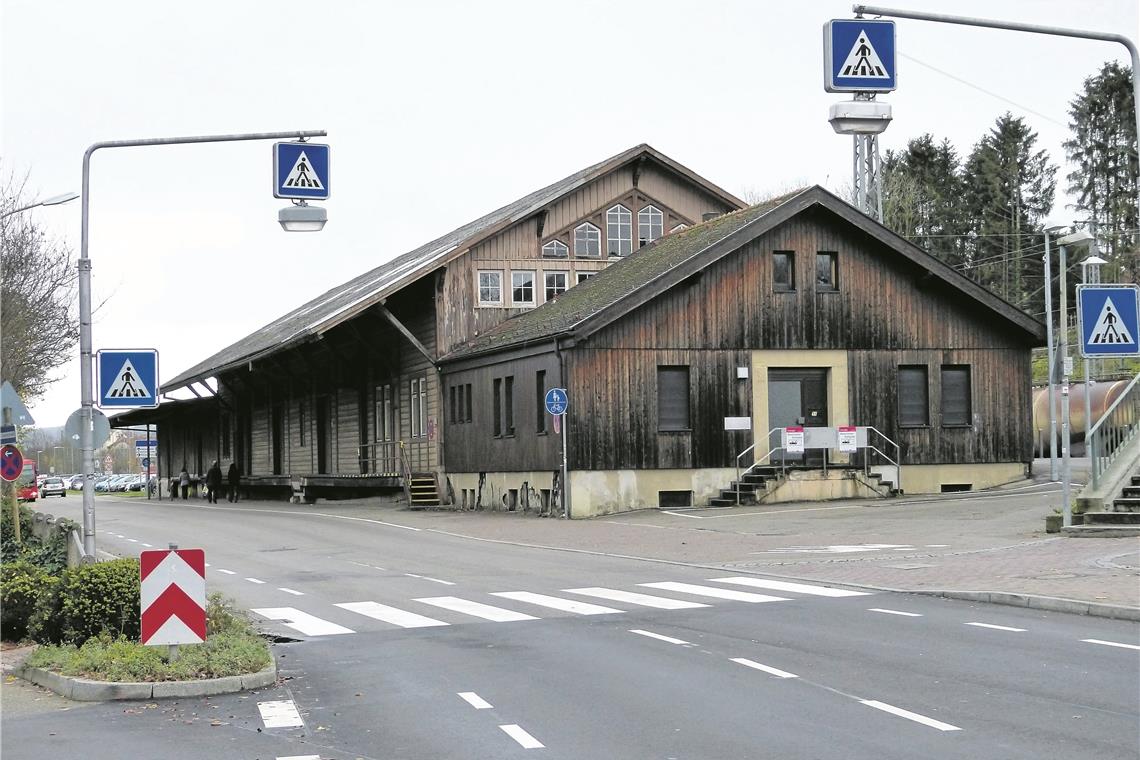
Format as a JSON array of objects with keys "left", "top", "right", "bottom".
[{"left": 1032, "top": 380, "right": 1130, "bottom": 451}]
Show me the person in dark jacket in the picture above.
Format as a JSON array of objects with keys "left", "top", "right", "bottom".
[
  {"left": 179, "top": 466, "right": 191, "bottom": 500},
  {"left": 205, "top": 460, "right": 223, "bottom": 504},
  {"left": 226, "top": 462, "right": 241, "bottom": 503}
]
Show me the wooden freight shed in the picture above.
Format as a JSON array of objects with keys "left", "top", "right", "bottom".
[
  {"left": 113, "top": 145, "right": 743, "bottom": 503},
  {"left": 438, "top": 186, "right": 1047, "bottom": 517}
]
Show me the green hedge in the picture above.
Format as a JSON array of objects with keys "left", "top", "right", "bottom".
[
  {"left": 28, "top": 558, "right": 140, "bottom": 646},
  {"left": 1, "top": 560, "right": 53, "bottom": 641}
]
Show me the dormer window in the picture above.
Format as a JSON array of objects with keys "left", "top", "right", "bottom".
[
  {"left": 574, "top": 223, "right": 601, "bottom": 258},
  {"left": 638, "top": 205, "right": 663, "bottom": 246},
  {"left": 607, "top": 205, "right": 632, "bottom": 256},
  {"left": 542, "top": 240, "right": 568, "bottom": 258}
]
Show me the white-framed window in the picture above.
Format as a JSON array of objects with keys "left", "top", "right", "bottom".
[
  {"left": 375, "top": 383, "right": 394, "bottom": 441},
  {"left": 574, "top": 223, "right": 601, "bottom": 258},
  {"left": 409, "top": 377, "right": 426, "bottom": 438},
  {"left": 670, "top": 223, "right": 688, "bottom": 234},
  {"left": 544, "top": 271, "right": 567, "bottom": 300},
  {"left": 607, "top": 204, "right": 632, "bottom": 256},
  {"left": 477, "top": 270, "right": 502, "bottom": 306},
  {"left": 542, "top": 240, "right": 568, "bottom": 258},
  {"left": 511, "top": 270, "right": 536, "bottom": 306},
  {"left": 576, "top": 271, "right": 596, "bottom": 284},
  {"left": 638, "top": 205, "right": 663, "bottom": 246}
]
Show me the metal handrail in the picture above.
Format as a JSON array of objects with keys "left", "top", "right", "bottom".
[
  {"left": 735, "top": 429, "right": 783, "bottom": 505},
  {"left": 1088, "top": 371, "right": 1140, "bottom": 489},
  {"left": 398, "top": 441, "right": 413, "bottom": 505},
  {"left": 865, "top": 426, "right": 902, "bottom": 491}
]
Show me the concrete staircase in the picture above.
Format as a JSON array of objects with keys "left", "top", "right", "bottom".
[
  {"left": 408, "top": 473, "right": 441, "bottom": 509},
  {"left": 1066, "top": 471, "right": 1140, "bottom": 537},
  {"left": 709, "top": 467, "right": 782, "bottom": 507}
]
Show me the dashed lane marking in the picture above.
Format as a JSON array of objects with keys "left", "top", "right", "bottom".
[
  {"left": 500, "top": 724, "right": 544, "bottom": 749},
  {"left": 245, "top": 577, "right": 266, "bottom": 584},
  {"left": 405, "top": 573, "right": 455, "bottom": 585},
  {"left": 258, "top": 699, "right": 304, "bottom": 728},
  {"left": 966, "top": 622, "right": 1026, "bottom": 632},
  {"left": 731, "top": 658, "right": 798, "bottom": 679},
  {"left": 216, "top": 569, "right": 236, "bottom": 575},
  {"left": 860, "top": 700, "right": 961, "bottom": 732},
  {"left": 278, "top": 587, "right": 304, "bottom": 596},
  {"left": 630, "top": 629, "right": 691, "bottom": 645},
  {"left": 868, "top": 608, "right": 923, "bottom": 617},
  {"left": 457, "top": 691, "right": 493, "bottom": 709},
  {"left": 1081, "top": 638, "right": 1140, "bottom": 651}
]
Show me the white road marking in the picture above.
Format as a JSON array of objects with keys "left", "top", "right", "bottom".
[
  {"left": 335, "top": 601, "right": 449, "bottom": 628},
  {"left": 278, "top": 587, "right": 305, "bottom": 596},
  {"left": 405, "top": 573, "right": 455, "bottom": 585},
  {"left": 491, "top": 591, "right": 622, "bottom": 615},
  {"left": 662, "top": 510, "right": 704, "bottom": 519},
  {"left": 860, "top": 700, "right": 961, "bottom": 731},
  {"left": 348, "top": 560, "right": 388, "bottom": 571},
  {"left": 566, "top": 587, "right": 710, "bottom": 610},
  {"left": 868, "top": 608, "right": 923, "bottom": 617},
  {"left": 251, "top": 607, "right": 354, "bottom": 636},
  {"left": 966, "top": 622, "right": 1026, "bottom": 632},
  {"left": 126, "top": 538, "right": 139, "bottom": 543},
  {"left": 1081, "top": 638, "right": 1140, "bottom": 651},
  {"left": 630, "top": 629, "right": 691, "bottom": 645},
  {"left": 258, "top": 699, "right": 304, "bottom": 728},
  {"left": 711, "top": 576, "right": 870, "bottom": 597},
  {"left": 204, "top": 563, "right": 211, "bottom": 567},
  {"left": 414, "top": 596, "right": 537, "bottom": 622},
  {"left": 500, "top": 724, "right": 544, "bottom": 749},
  {"left": 216, "top": 569, "right": 236, "bottom": 575},
  {"left": 245, "top": 577, "right": 266, "bottom": 584},
  {"left": 457, "top": 691, "right": 493, "bottom": 709},
  {"left": 640, "top": 582, "right": 788, "bottom": 604},
  {"left": 277, "top": 755, "right": 320, "bottom": 760},
  {"left": 731, "top": 658, "right": 798, "bottom": 679},
  {"left": 141, "top": 543, "right": 153, "bottom": 547}
]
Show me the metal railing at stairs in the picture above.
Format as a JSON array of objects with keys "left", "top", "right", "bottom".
[
  {"left": 398, "top": 441, "right": 413, "bottom": 505},
  {"left": 735, "top": 429, "right": 784, "bottom": 505},
  {"left": 1088, "top": 371, "right": 1140, "bottom": 490},
  {"left": 864, "top": 427, "right": 902, "bottom": 493}
]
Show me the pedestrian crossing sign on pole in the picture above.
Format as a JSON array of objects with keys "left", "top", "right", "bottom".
[
  {"left": 824, "top": 19, "right": 897, "bottom": 92},
  {"left": 274, "top": 142, "right": 330, "bottom": 200},
  {"left": 97, "top": 349, "right": 160, "bottom": 408},
  {"left": 1077, "top": 284, "right": 1140, "bottom": 358}
]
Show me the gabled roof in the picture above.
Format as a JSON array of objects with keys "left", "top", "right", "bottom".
[
  {"left": 164, "top": 144, "right": 743, "bottom": 392},
  {"left": 441, "top": 186, "right": 1046, "bottom": 363}
]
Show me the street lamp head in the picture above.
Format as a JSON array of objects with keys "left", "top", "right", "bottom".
[
  {"left": 1082, "top": 254, "right": 1108, "bottom": 266},
  {"left": 1044, "top": 224, "right": 1067, "bottom": 234},
  {"left": 278, "top": 201, "right": 327, "bottom": 232},
  {"left": 42, "top": 192, "right": 80, "bottom": 207},
  {"left": 1056, "top": 229, "right": 1094, "bottom": 247}
]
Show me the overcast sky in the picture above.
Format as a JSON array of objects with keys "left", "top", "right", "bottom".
[{"left": 3, "top": 0, "right": 1137, "bottom": 429}]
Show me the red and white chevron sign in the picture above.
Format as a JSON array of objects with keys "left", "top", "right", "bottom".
[{"left": 140, "top": 548, "right": 207, "bottom": 646}]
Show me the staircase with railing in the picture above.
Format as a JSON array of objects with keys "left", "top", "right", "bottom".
[{"left": 1071, "top": 371, "right": 1140, "bottom": 536}]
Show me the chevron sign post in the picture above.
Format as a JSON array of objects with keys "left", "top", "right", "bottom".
[{"left": 140, "top": 547, "right": 206, "bottom": 648}]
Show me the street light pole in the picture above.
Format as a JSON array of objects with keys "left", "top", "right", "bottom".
[
  {"left": 851, "top": 5, "right": 1140, "bottom": 223},
  {"left": 0, "top": 192, "right": 80, "bottom": 220},
  {"left": 1043, "top": 227, "right": 1063, "bottom": 481},
  {"left": 78, "top": 129, "right": 327, "bottom": 559},
  {"left": 1056, "top": 230, "right": 1095, "bottom": 528}
]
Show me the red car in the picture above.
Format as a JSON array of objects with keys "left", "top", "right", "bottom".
[{"left": 16, "top": 461, "right": 38, "bottom": 502}]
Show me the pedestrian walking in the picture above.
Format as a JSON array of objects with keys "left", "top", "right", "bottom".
[
  {"left": 179, "top": 465, "right": 190, "bottom": 500},
  {"left": 206, "top": 460, "right": 223, "bottom": 504},
  {"left": 227, "top": 461, "right": 241, "bottom": 503}
]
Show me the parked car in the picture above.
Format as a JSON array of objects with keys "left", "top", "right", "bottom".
[
  {"left": 93, "top": 475, "right": 115, "bottom": 492},
  {"left": 40, "top": 477, "right": 67, "bottom": 498},
  {"left": 68, "top": 474, "right": 85, "bottom": 490},
  {"left": 127, "top": 475, "right": 147, "bottom": 492}
]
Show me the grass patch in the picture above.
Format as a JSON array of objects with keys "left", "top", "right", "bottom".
[{"left": 25, "top": 594, "right": 270, "bottom": 682}]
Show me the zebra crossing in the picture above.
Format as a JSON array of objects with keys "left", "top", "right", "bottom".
[{"left": 251, "top": 576, "right": 871, "bottom": 638}]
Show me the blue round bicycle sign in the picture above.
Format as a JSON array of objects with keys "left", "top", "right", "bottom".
[{"left": 544, "top": 388, "right": 568, "bottom": 416}]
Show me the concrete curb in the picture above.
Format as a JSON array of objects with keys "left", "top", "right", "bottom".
[{"left": 15, "top": 651, "right": 277, "bottom": 702}]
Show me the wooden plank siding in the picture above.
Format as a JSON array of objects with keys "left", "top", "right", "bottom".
[
  {"left": 551, "top": 208, "right": 1034, "bottom": 470},
  {"left": 443, "top": 352, "right": 563, "bottom": 473}
]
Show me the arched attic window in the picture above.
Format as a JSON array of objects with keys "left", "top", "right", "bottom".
[
  {"left": 542, "top": 240, "right": 569, "bottom": 258},
  {"left": 574, "top": 222, "right": 601, "bottom": 258},
  {"left": 638, "top": 205, "right": 663, "bottom": 246},
  {"left": 607, "top": 204, "right": 632, "bottom": 256}
]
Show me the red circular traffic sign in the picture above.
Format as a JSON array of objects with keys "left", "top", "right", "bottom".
[{"left": 0, "top": 444, "right": 23, "bottom": 482}]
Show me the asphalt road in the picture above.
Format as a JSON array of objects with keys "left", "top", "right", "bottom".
[{"left": 3, "top": 494, "right": 1137, "bottom": 760}]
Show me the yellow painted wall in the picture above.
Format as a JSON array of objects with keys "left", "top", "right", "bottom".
[{"left": 751, "top": 349, "right": 851, "bottom": 464}]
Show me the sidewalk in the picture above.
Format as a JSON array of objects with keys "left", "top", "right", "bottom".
[{"left": 279, "top": 473, "right": 1139, "bottom": 614}]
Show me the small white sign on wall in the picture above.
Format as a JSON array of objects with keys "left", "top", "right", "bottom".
[{"left": 724, "top": 417, "right": 751, "bottom": 430}]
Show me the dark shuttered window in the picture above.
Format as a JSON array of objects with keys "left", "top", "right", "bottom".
[
  {"left": 504, "top": 376, "right": 515, "bottom": 436},
  {"left": 536, "top": 370, "right": 547, "bottom": 434},
  {"left": 941, "top": 365, "right": 972, "bottom": 427},
  {"left": 897, "top": 366, "right": 929, "bottom": 427},
  {"left": 493, "top": 378, "right": 502, "bottom": 437},
  {"left": 773, "top": 251, "right": 795, "bottom": 291},
  {"left": 465, "top": 384, "right": 472, "bottom": 423},
  {"left": 657, "top": 366, "right": 690, "bottom": 431}
]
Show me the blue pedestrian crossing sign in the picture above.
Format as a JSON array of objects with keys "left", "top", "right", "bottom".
[
  {"left": 824, "top": 19, "right": 897, "bottom": 92},
  {"left": 1077, "top": 285, "right": 1140, "bottom": 358},
  {"left": 544, "top": 388, "right": 568, "bottom": 416},
  {"left": 97, "top": 349, "right": 160, "bottom": 409},
  {"left": 274, "top": 142, "right": 330, "bottom": 200}
]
